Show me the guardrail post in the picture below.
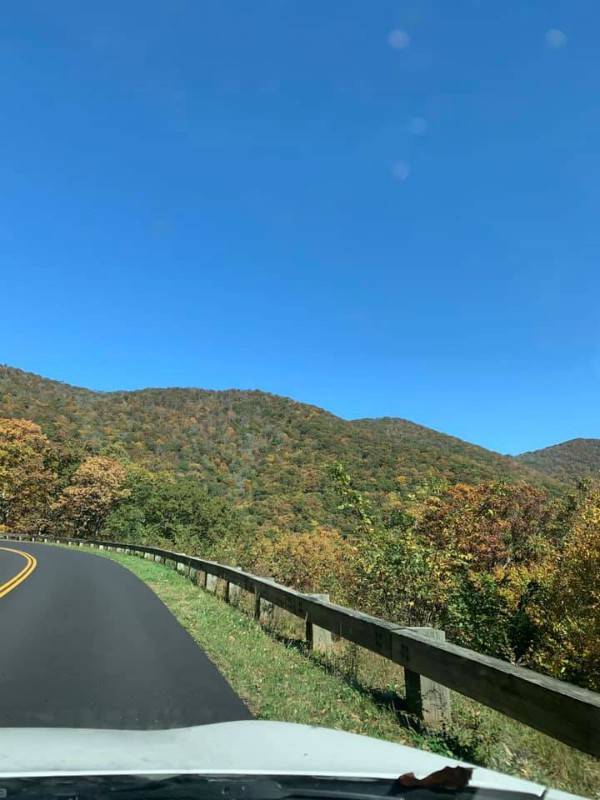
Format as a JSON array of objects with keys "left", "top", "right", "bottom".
[
  {"left": 35, "top": 538, "right": 599, "bottom": 755},
  {"left": 226, "top": 570, "right": 242, "bottom": 604},
  {"left": 213, "top": 577, "right": 226, "bottom": 597},
  {"left": 254, "top": 576, "right": 275, "bottom": 621},
  {"left": 197, "top": 569, "right": 207, "bottom": 588},
  {"left": 305, "top": 593, "right": 333, "bottom": 652},
  {"left": 404, "top": 628, "right": 452, "bottom": 727}
]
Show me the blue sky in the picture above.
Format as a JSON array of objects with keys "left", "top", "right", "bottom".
[{"left": 1, "top": 1, "right": 598, "bottom": 454}]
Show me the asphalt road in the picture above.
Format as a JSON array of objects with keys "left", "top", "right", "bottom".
[{"left": 0, "top": 541, "right": 252, "bottom": 729}]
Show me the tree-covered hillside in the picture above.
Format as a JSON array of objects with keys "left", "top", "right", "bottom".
[
  {"left": 352, "top": 417, "right": 550, "bottom": 485},
  {"left": 4, "top": 411, "right": 600, "bottom": 695},
  {"left": 4, "top": 367, "right": 600, "bottom": 693},
  {"left": 518, "top": 438, "right": 600, "bottom": 484},
  {"left": 0, "top": 365, "right": 562, "bottom": 534}
]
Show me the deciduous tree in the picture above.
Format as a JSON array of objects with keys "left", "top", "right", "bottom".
[
  {"left": 531, "top": 484, "right": 600, "bottom": 689},
  {"left": 0, "top": 417, "right": 56, "bottom": 532},
  {"left": 54, "top": 456, "right": 127, "bottom": 537}
]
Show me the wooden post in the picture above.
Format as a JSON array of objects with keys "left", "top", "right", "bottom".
[
  {"left": 305, "top": 593, "right": 333, "bottom": 652},
  {"left": 227, "top": 576, "right": 242, "bottom": 604},
  {"left": 404, "top": 628, "right": 451, "bottom": 727},
  {"left": 254, "top": 576, "right": 274, "bottom": 622},
  {"left": 213, "top": 577, "right": 226, "bottom": 598},
  {"left": 254, "top": 589, "right": 262, "bottom": 620},
  {"left": 197, "top": 570, "right": 207, "bottom": 588}
]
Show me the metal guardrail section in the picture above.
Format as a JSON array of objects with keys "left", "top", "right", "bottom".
[{"left": 7, "top": 533, "right": 600, "bottom": 757}]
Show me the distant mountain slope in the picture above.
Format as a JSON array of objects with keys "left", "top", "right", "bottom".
[
  {"left": 352, "top": 417, "right": 552, "bottom": 485},
  {"left": 517, "top": 438, "right": 600, "bottom": 484},
  {"left": 0, "top": 365, "right": 563, "bottom": 534}
]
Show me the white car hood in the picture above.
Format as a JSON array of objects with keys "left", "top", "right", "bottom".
[{"left": 0, "top": 720, "right": 583, "bottom": 800}]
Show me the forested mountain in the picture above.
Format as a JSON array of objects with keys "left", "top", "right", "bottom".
[
  {"left": 518, "top": 438, "right": 600, "bottom": 484},
  {"left": 0, "top": 366, "right": 564, "bottom": 534},
  {"left": 352, "top": 417, "right": 546, "bottom": 484},
  {"left": 4, "top": 364, "right": 600, "bottom": 691}
]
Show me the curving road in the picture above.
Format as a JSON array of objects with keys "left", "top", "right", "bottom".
[{"left": 0, "top": 541, "right": 251, "bottom": 729}]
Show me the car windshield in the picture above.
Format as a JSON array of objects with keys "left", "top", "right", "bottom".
[
  {"left": 0, "top": 2, "right": 598, "bottom": 800},
  {"left": 0, "top": 775, "right": 542, "bottom": 800}
]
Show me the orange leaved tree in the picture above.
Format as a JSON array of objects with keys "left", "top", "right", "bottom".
[
  {"left": 0, "top": 417, "right": 57, "bottom": 533},
  {"left": 53, "top": 456, "right": 127, "bottom": 538}
]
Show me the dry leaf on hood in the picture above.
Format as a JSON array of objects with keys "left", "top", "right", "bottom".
[{"left": 396, "top": 766, "right": 473, "bottom": 790}]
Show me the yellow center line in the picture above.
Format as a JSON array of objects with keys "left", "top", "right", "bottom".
[{"left": 0, "top": 546, "right": 38, "bottom": 598}]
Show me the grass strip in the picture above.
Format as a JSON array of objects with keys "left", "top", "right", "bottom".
[{"left": 69, "top": 547, "right": 600, "bottom": 798}]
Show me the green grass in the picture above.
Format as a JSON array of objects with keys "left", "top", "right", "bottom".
[{"left": 69, "top": 547, "right": 600, "bottom": 798}]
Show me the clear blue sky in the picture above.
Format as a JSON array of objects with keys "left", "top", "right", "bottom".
[{"left": 1, "top": 1, "right": 598, "bottom": 454}]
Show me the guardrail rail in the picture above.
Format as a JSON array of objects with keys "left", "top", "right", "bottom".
[{"left": 4, "top": 533, "right": 600, "bottom": 758}]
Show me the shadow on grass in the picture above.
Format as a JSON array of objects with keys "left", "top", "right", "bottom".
[{"left": 264, "top": 627, "right": 484, "bottom": 763}]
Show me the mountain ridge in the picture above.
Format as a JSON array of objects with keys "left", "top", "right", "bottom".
[
  {"left": 1, "top": 365, "right": 591, "bottom": 534},
  {"left": 3, "top": 364, "right": 595, "bottom": 460},
  {"left": 517, "top": 437, "right": 600, "bottom": 484}
]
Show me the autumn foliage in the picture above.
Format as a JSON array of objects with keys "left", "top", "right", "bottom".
[
  {"left": 0, "top": 418, "right": 56, "bottom": 533},
  {"left": 416, "top": 482, "right": 552, "bottom": 570},
  {"left": 251, "top": 528, "right": 355, "bottom": 595},
  {"left": 2, "top": 411, "right": 600, "bottom": 691},
  {"left": 0, "top": 418, "right": 126, "bottom": 538},
  {"left": 530, "top": 483, "right": 600, "bottom": 689},
  {"left": 0, "top": 365, "right": 563, "bottom": 543},
  {"left": 53, "top": 456, "right": 128, "bottom": 537}
]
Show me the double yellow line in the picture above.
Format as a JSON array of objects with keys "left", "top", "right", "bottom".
[{"left": 0, "top": 546, "right": 37, "bottom": 598}]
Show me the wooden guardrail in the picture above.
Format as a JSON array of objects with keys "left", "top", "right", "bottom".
[{"left": 4, "top": 533, "right": 600, "bottom": 758}]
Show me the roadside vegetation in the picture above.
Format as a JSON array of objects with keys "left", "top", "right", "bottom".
[
  {"left": 3, "top": 412, "right": 600, "bottom": 794},
  {"left": 3, "top": 414, "right": 598, "bottom": 691},
  {"left": 70, "top": 547, "right": 600, "bottom": 798}
]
